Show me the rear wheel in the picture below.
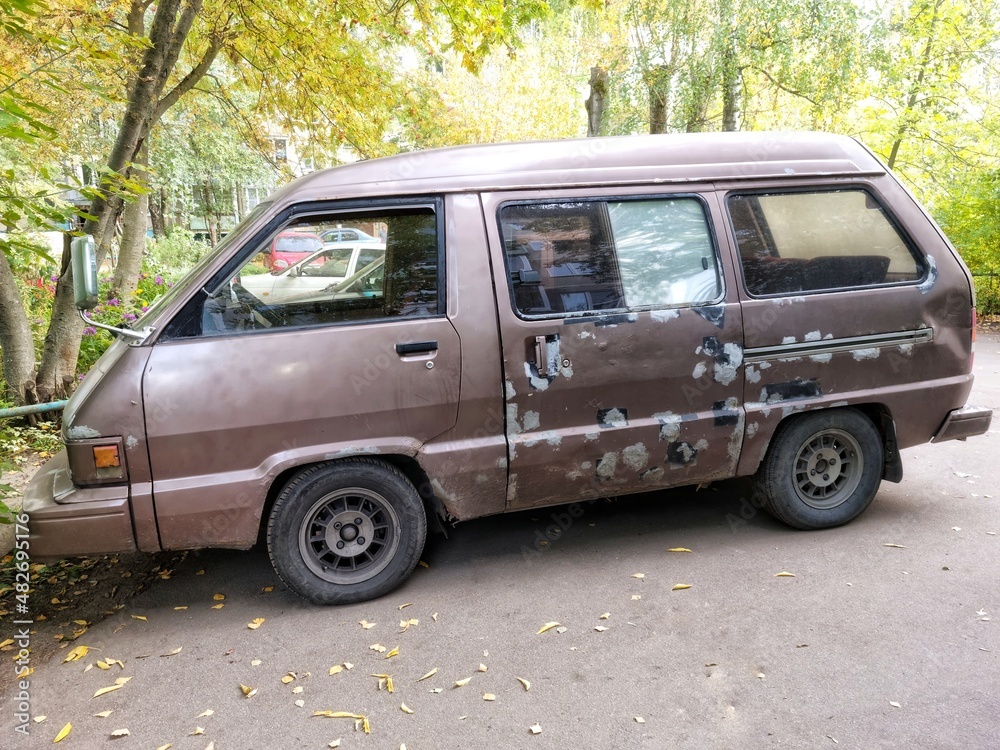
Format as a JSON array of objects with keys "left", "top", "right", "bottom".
[
  {"left": 267, "top": 459, "right": 426, "bottom": 605},
  {"left": 754, "top": 408, "right": 884, "bottom": 530}
]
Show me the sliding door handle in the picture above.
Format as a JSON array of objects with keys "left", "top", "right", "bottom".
[{"left": 395, "top": 340, "right": 438, "bottom": 356}]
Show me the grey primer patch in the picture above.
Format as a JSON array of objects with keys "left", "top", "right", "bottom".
[
  {"left": 622, "top": 443, "right": 649, "bottom": 471},
  {"left": 747, "top": 422, "right": 759, "bottom": 438},
  {"left": 524, "top": 361, "right": 551, "bottom": 391},
  {"left": 596, "top": 452, "right": 618, "bottom": 479},
  {"left": 505, "top": 380, "right": 516, "bottom": 399},
  {"left": 702, "top": 336, "right": 743, "bottom": 386},
  {"left": 523, "top": 410, "right": 541, "bottom": 431},
  {"left": 852, "top": 347, "right": 880, "bottom": 361},
  {"left": 917, "top": 254, "right": 938, "bottom": 295},
  {"left": 125, "top": 435, "right": 139, "bottom": 450},
  {"left": 640, "top": 467, "right": 664, "bottom": 482},
  {"left": 666, "top": 441, "right": 699, "bottom": 467},
  {"left": 654, "top": 412, "right": 682, "bottom": 441},
  {"left": 66, "top": 425, "right": 101, "bottom": 439},
  {"left": 745, "top": 364, "right": 761, "bottom": 383},
  {"left": 597, "top": 407, "right": 629, "bottom": 429},
  {"left": 713, "top": 399, "right": 741, "bottom": 427},
  {"left": 760, "top": 379, "right": 822, "bottom": 403},
  {"left": 651, "top": 309, "right": 681, "bottom": 323},
  {"left": 693, "top": 305, "right": 725, "bottom": 329}
]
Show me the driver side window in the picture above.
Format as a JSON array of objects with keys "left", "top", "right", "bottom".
[{"left": 198, "top": 206, "right": 439, "bottom": 336}]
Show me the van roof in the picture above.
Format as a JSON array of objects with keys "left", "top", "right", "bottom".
[{"left": 269, "top": 132, "right": 885, "bottom": 205}]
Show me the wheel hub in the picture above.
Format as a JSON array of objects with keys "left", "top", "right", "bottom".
[
  {"left": 327, "top": 512, "right": 373, "bottom": 553},
  {"left": 793, "top": 428, "right": 864, "bottom": 510},
  {"left": 806, "top": 447, "right": 842, "bottom": 487}
]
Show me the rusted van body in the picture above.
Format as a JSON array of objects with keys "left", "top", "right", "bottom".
[{"left": 25, "top": 132, "right": 992, "bottom": 603}]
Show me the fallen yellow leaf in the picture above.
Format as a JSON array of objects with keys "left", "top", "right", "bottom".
[
  {"left": 478, "top": 663, "right": 488, "bottom": 672},
  {"left": 110, "top": 728, "right": 130, "bottom": 738},
  {"left": 599, "top": 613, "right": 610, "bottom": 620},
  {"left": 668, "top": 547, "right": 693, "bottom": 553},
  {"left": 211, "top": 604, "right": 224, "bottom": 610},
  {"left": 454, "top": 677, "right": 472, "bottom": 687},
  {"left": 329, "top": 665, "right": 344, "bottom": 676},
  {"left": 34, "top": 716, "right": 47, "bottom": 723},
  {"left": 197, "top": 709, "right": 214, "bottom": 718},
  {"left": 173, "top": 606, "right": 188, "bottom": 611},
  {"left": 517, "top": 677, "right": 531, "bottom": 691},
  {"left": 93, "top": 684, "right": 124, "bottom": 698},
  {"left": 281, "top": 673, "right": 296, "bottom": 684},
  {"left": 63, "top": 645, "right": 89, "bottom": 662},
  {"left": 213, "top": 594, "right": 225, "bottom": 601},
  {"left": 312, "top": 712, "right": 370, "bottom": 734},
  {"left": 93, "top": 711, "right": 112, "bottom": 718},
  {"left": 417, "top": 668, "right": 438, "bottom": 682},
  {"left": 359, "top": 620, "right": 376, "bottom": 630},
  {"left": 247, "top": 618, "right": 265, "bottom": 630},
  {"left": 775, "top": 572, "right": 796, "bottom": 577},
  {"left": 53, "top": 722, "right": 72, "bottom": 743},
  {"left": 130, "top": 615, "right": 147, "bottom": 622},
  {"left": 483, "top": 693, "right": 496, "bottom": 701},
  {"left": 400, "top": 702, "right": 414, "bottom": 714},
  {"left": 292, "top": 686, "right": 303, "bottom": 694},
  {"left": 631, "top": 594, "right": 642, "bottom": 600},
  {"left": 529, "top": 724, "right": 542, "bottom": 735},
  {"left": 96, "top": 660, "right": 110, "bottom": 670},
  {"left": 884, "top": 543, "right": 907, "bottom": 549},
  {"left": 385, "top": 645, "right": 399, "bottom": 659},
  {"left": 631, "top": 573, "right": 645, "bottom": 579},
  {"left": 160, "top": 647, "right": 182, "bottom": 657},
  {"left": 155, "top": 745, "right": 172, "bottom": 750},
  {"left": 191, "top": 727, "right": 205, "bottom": 735},
  {"left": 672, "top": 584, "right": 692, "bottom": 591},
  {"left": 398, "top": 602, "right": 414, "bottom": 610},
  {"left": 263, "top": 586, "right": 274, "bottom": 592},
  {"left": 369, "top": 643, "right": 386, "bottom": 653},
  {"left": 537, "top": 621, "right": 560, "bottom": 634},
  {"left": 240, "top": 684, "right": 257, "bottom": 698}
]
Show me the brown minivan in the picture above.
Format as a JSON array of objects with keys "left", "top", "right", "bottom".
[{"left": 25, "top": 132, "right": 993, "bottom": 604}]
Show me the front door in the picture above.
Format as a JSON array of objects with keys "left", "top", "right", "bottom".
[
  {"left": 144, "top": 200, "right": 461, "bottom": 549},
  {"left": 482, "top": 189, "right": 746, "bottom": 510}
]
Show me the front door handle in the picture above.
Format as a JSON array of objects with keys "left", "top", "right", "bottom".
[
  {"left": 395, "top": 340, "right": 438, "bottom": 356},
  {"left": 533, "top": 335, "right": 549, "bottom": 377}
]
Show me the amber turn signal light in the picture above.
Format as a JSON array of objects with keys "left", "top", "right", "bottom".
[{"left": 92, "top": 444, "right": 121, "bottom": 469}]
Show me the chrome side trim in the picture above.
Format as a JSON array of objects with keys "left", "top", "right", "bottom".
[{"left": 744, "top": 327, "right": 933, "bottom": 363}]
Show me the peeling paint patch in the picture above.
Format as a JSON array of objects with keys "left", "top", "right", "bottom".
[
  {"left": 431, "top": 478, "right": 453, "bottom": 502},
  {"left": 692, "top": 361, "right": 708, "bottom": 379},
  {"left": 327, "top": 446, "right": 381, "bottom": 459},
  {"left": 775, "top": 296, "right": 806, "bottom": 306},
  {"left": 581, "top": 461, "right": 593, "bottom": 470},
  {"left": 727, "top": 414, "right": 745, "bottom": 464},
  {"left": 694, "top": 304, "right": 725, "bottom": 329},
  {"left": 651, "top": 308, "right": 681, "bottom": 323},
  {"left": 759, "top": 362, "right": 772, "bottom": 370},
  {"left": 782, "top": 336, "right": 796, "bottom": 344},
  {"left": 125, "top": 435, "right": 139, "bottom": 450},
  {"left": 622, "top": 443, "right": 649, "bottom": 471},
  {"left": 745, "top": 365, "right": 761, "bottom": 383},
  {"left": 747, "top": 422, "right": 759, "bottom": 438},
  {"left": 760, "top": 379, "right": 822, "bottom": 403},
  {"left": 713, "top": 398, "right": 741, "bottom": 426},
  {"left": 852, "top": 347, "right": 880, "bottom": 361},
  {"left": 666, "top": 441, "right": 700, "bottom": 468},
  {"left": 703, "top": 337, "right": 743, "bottom": 386},
  {"left": 596, "top": 452, "right": 619, "bottom": 479},
  {"left": 805, "top": 330, "right": 822, "bottom": 341},
  {"left": 506, "top": 403, "right": 521, "bottom": 437},
  {"left": 523, "top": 430, "right": 562, "bottom": 448},
  {"left": 505, "top": 380, "right": 516, "bottom": 399},
  {"left": 560, "top": 363, "right": 574, "bottom": 379},
  {"left": 810, "top": 352, "right": 833, "bottom": 363},
  {"left": 597, "top": 407, "right": 629, "bottom": 429},
  {"left": 67, "top": 425, "right": 100, "bottom": 439},
  {"left": 475, "top": 474, "right": 490, "bottom": 484},
  {"left": 917, "top": 254, "right": 938, "bottom": 294},
  {"left": 584, "top": 432, "right": 600, "bottom": 442},
  {"left": 524, "top": 361, "right": 551, "bottom": 391},
  {"left": 899, "top": 343, "right": 913, "bottom": 355},
  {"left": 653, "top": 412, "right": 682, "bottom": 442},
  {"left": 578, "top": 330, "right": 595, "bottom": 340},
  {"left": 640, "top": 467, "right": 664, "bottom": 482},
  {"left": 523, "top": 410, "right": 541, "bottom": 431}
]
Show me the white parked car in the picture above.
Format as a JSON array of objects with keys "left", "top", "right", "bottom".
[{"left": 241, "top": 241, "right": 385, "bottom": 303}]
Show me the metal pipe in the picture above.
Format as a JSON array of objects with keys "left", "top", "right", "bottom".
[{"left": 0, "top": 400, "right": 69, "bottom": 419}]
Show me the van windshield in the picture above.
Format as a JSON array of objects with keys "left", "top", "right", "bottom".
[{"left": 135, "top": 201, "right": 274, "bottom": 328}]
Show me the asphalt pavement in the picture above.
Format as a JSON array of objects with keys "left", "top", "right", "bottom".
[{"left": 3, "top": 337, "right": 999, "bottom": 749}]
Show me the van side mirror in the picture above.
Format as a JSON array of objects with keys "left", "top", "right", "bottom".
[{"left": 70, "top": 235, "right": 99, "bottom": 310}]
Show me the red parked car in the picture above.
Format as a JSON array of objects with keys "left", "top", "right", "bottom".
[{"left": 263, "top": 230, "right": 325, "bottom": 270}]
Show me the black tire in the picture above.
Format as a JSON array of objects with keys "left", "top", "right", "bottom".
[
  {"left": 267, "top": 459, "right": 427, "bottom": 605},
  {"left": 753, "top": 408, "right": 884, "bottom": 530}
]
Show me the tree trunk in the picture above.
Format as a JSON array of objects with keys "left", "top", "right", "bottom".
[
  {"left": 149, "top": 187, "right": 166, "bottom": 238},
  {"left": 35, "top": 236, "right": 84, "bottom": 402},
  {"left": 113, "top": 146, "right": 149, "bottom": 300},
  {"left": 718, "top": 0, "right": 740, "bottom": 132},
  {"left": 0, "top": 252, "right": 37, "bottom": 405},
  {"left": 585, "top": 67, "right": 608, "bottom": 137},
  {"left": 648, "top": 63, "right": 670, "bottom": 135}
]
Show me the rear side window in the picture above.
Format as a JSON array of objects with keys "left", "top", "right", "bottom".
[
  {"left": 500, "top": 197, "right": 720, "bottom": 317},
  {"left": 729, "top": 189, "right": 924, "bottom": 297},
  {"left": 190, "top": 206, "right": 439, "bottom": 337}
]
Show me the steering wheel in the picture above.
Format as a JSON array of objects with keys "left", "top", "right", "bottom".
[{"left": 231, "top": 281, "right": 282, "bottom": 326}]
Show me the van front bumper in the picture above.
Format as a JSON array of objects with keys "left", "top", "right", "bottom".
[
  {"left": 931, "top": 405, "right": 994, "bottom": 443},
  {"left": 23, "top": 450, "right": 137, "bottom": 559}
]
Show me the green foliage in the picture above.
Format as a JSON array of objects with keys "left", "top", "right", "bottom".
[{"left": 145, "top": 230, "right": 210, "bottom": 275}]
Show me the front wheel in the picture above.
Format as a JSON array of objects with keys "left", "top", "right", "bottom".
[
  {"left": 753, "top": 408, "right": 884, "bottom": 530},
  {"left": 267, "top": 459, "right": 427, "bottom": 605}
]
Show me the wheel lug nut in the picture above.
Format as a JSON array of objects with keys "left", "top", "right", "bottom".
[
  {"left": 823, "top": 474, "right": 829, "bottom": 481},
  {"left": 334, "top": 522, "right": 341, "bottom": 530},
  {"left": 355, "top": 518, "right": 363, "bottom": 525},
  {"left": 357, "top": 537, "right": 365, "bottom": 545},
  {"left": 336, "top": 541, "right": 344, "bottom": 549}
]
